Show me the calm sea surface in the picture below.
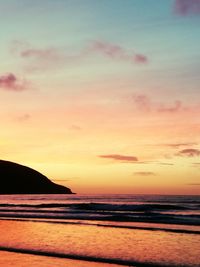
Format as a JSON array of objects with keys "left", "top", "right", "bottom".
[{"left": 0, "top": 194, "right": 199, "bottom": 266}]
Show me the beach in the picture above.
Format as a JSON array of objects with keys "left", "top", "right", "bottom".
[
  {"left": 0, "top": 194, "right": 200, "bottom": 266},
  {"left": 0, "top": 251, "right": 122, "bottom": 267}
]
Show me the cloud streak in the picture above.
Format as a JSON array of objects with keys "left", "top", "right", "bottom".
[
  {"left": 174, "top": 0, "right": 200, "bottom": 15},
  {"left": 89, "top": 41, "right": 148, "bottom": 64},
  {"left": 158, "top": 162, "right": 174, "bottom": 166},
  {"left": 133, "top": 171, "right": 156, "bottom": 176},
  {"left": 177, "top": 148, "right": 200, "bottom": 157},
  {"left": 133, "top": 94, "right": 151, "bottom": 112},
  {"left": 99, "top": 154, "right": 138, "bottom": 162},
  {"left": 0, "top": 73, "right": 28, "bottom": 91},
  {"left": 70, "top": 124, "right": 82, "bottom": 131},
  {"left": 12, "top": 40, "right": 148, "bottom": 71},
  {"left": 20, "top": 47, "right": 62, "bottom": 62},
  {"left": 157, "top": 101, "right": 183, "bottom": 113},
  {"left": 16, "top": 113, "right": 31, "bottom": 122},
  {"left": 192, "top": 162, "right": 200, "bottom": 166},
  {"left": 132, "top": 94, "right": 189, "bottom": 114},
  {"left": 161, "top": 143, "right": 198, "bottom": 148}
]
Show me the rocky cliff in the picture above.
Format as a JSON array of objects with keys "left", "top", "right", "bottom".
[{"left": 0, "top": 160, "right": 73, "bottom": 194}]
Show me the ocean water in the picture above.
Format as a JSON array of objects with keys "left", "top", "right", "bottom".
[{"left": 0, "top": 194, "right": 200, "bottom": 266}]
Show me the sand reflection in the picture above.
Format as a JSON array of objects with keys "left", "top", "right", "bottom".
[{"left": 0, "top": 219, "right": 199, "bottom": 266}]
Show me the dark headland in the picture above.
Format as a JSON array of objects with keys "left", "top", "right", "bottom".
[{"left": 0, "top": 160, "right": 74, "bottom": 194}]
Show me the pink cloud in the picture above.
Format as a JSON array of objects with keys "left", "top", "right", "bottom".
[
  {"left": 133, "top": 94, "right": 189, "bottom": 114},
  {"left": 89, "top": 41, "right": 148, "bottom": 65},
  {"left": 20, "top": 49, "right": 65, "bottom": 72},
  {"left": 11, "top": 41, "right": 69, "bottom": 71},
  {"left": 0, "top": 73, "right": 27, "bottom": 91},
  {"left": 174, "top": 0, "right": 200, "bottom": 15},
  {"left": 20, "top": 47, "right": 62, "bottom": 62},
  {"left": 90, "top": 41, "right": 123, "bottom": 58},
  {"left": 12, "top": 40, "right": 62, "bottom": 60},
  {"left": 157, "top": 101, "right": 183, "bottom": 113},
  {"left": 133, "top": 94, "right": 151, "bottom": 112},
  {"left": 99, "top": 154, "right": 138, "bottom": 162},
  {"left": 177, "top": 148, "right": 200, "bottom": 157},
  {"left": 12, "top": 40, "right": 148, "bottom": 71},
  {"left": 134, "top": 54, "right": 148, "bottom": 64}
]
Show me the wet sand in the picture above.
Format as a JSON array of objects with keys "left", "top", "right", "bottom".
[
  {"left": 0, "top": 219, "right": 200, "bottom": 266},
  {"left": 0, "top": 251, "right": 122, "bottom": 267}
]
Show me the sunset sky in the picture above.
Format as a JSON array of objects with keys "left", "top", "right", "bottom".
[{"left": 0, "top": 0, "right": 200, "bottom": 194}]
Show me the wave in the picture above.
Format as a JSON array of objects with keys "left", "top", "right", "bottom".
[
  {"left": 0, "top": 196, "right": 199, "bottom": 227},
  {"left": 0, "top": 202, "right": 191, "bottom": 211},
  {"left": 0, "top": 245, "right": 190, "bottom": 267},
  {"left": 1, "top": 217, "right": 200, "bottom": 235},
  {"left": 0, "top": 211, "right": 200, "bottom": 226}
]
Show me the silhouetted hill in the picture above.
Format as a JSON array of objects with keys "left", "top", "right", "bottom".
[{"left": 0, "top": 160, "right": 73, "bottom": 194}]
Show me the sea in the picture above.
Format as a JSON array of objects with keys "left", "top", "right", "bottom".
[{"left": 0, "top": 194, "right": 199, "bottom": 267}]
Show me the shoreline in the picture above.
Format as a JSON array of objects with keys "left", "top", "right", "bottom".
[
  {"left": 0, "top": 247, "right": 172, "bottom": 267},
  {"left": 0, "top": 251, "right": 121, "bottom": 267},
  {"left": 0, "top": 218, "right": 199, "bottom": 267},
  {"left": 0, "top": 217, "right": 200, "bottom": 235}
]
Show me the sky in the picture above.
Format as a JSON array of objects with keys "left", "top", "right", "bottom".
[{"left": 0, "top": 0, "right": 200, "bottom": 194}]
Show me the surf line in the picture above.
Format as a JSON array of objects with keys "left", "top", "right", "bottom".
[
  {"left": 0, "top": 246, "right": 184, "bottom": 267},
  {"left": 0, "top": 217, "right": 200, "bottom": 235}
]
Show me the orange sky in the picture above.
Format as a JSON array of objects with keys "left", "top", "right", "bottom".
[{"left": 0, "top": 0, "right": 200, "bottom": 194}]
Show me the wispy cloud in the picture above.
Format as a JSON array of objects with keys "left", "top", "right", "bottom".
[
  {"left": 70, "top": 124, "right": 82, "bottom": 131},
  {"left": 20, "top": 47, "right": 62, "bottom": 62},
  {"left": 161, "top": 143, "right": 198, "bottom": 148},
  {"left": 158, "top": 162, "right": 174, "bottom": 166},
  {"left": 0, "top": 73, "right": 28, "bottom": 91},
  {"left": 89, "top": 41, "right": 148, "bottom": 64},
  {"left": 11, "top": 41, "right": 77, "bottom": 71},
  {"left": 133, "top": 94, "right": 189, "bottom": 114},
  {"left": 186, "top": 183, "right": 200, "bottom": 186},
  {"left": 133, "top": 94, "right": 151, "bottom": 112},
  {"left": 157, "top": 101, "right": 183, "bottom": 113},
  {"left": 177, "top": 148, "right": 200, "bottom": 157},
  {"left": 174, "top": 0, "right": 200, "bottom": 15},
  {"left": 16, "top": 113, "right": 31, "bottom": 122},
  {"left": 191, "top": 162, "right": 200, "bottom": 168},
  {"left": 12, "top": 40, "right": 148, "bottom": 71},
  {"left": 134, "top": 54, "right": 148, "bottom": 63},
  {"left": 99, "top": 154, "right": 138, "bottom": 162},
  {"left": 52, "top": 178, "right": 79, "bottom": 182},
  {"left": 133, "top": 171, "right": 156, "bottom": 176}
]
